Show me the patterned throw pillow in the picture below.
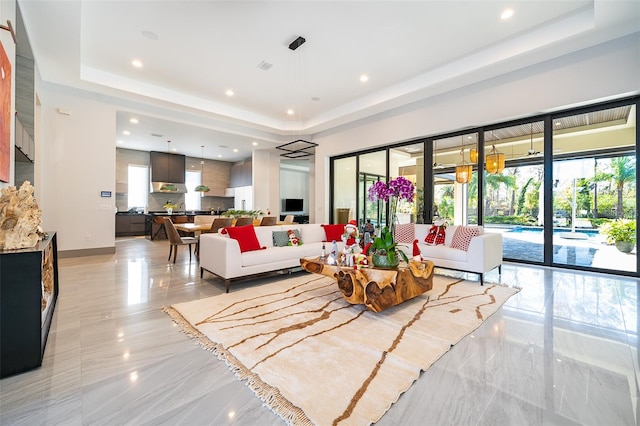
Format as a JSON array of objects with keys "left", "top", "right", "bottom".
[
  {"left": 450, "top": 226, "right": 480, "bottom": 251},
  {"left": 272, "top": 229, "right": 302, "bottom": 247},
  {"left": 393, "top": 223, "right": 415, "bottom": 244},
  {"left": 425, "top": 225, "right": 446, "bottom": 245}
]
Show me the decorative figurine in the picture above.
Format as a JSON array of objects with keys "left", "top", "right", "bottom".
[{"left": 342, "top": 219, "right": 359, "bottom": 246}]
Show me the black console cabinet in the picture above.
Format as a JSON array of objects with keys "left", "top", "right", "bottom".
[{"left": 0, "top": 232, "right": 59, "bottom": 378}]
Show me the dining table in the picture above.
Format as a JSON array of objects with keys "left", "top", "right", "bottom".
[{"left": 173, "top": 223, "right": 211, "bottom": 236}]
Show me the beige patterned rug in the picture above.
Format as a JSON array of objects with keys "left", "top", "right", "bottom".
[{"left": 164, "top": 273, "right": 519, "bottom": 425}]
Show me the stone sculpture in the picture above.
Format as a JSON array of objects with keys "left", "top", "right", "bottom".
[{"left": 0, "top": 181, "right": 42, "bottom": 250}]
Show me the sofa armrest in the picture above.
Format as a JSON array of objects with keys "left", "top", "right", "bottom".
[
  {"left": 465, "top": 232, "right": 503, "bottom": 273},
  {"left": 199, "top": 234, "right": 243, "bottom": 279}
]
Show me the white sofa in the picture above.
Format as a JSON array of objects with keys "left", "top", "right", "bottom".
[
  {"left": 397, "top": 224, "right": 502, "bottom": 285},
  {"left": 199, "top": 224, "right": 343, "bottom": 292},
  {"left": 199, "top": 223, "right": 502, "bottom": 292}
]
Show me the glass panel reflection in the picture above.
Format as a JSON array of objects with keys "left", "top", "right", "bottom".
[{"left": 127, "top": 259, "right": 149, "bottom": 305}]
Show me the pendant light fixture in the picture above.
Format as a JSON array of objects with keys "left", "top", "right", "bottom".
[
  {"left": 455, "top": 136, "right": 473, "bottom": 184},
  {"left": 194, "top": 145, "right": 210, "bottom": 193},
  {"left": 485, "top": 145, "right": 505, "bottom": 174},
  {"left": 159, "top": 140, "right": 178, "bottom": 192},
  {"left": 485, "top": 132, "right": 505, "bottom": 174},
  {"left": 469, "top": 147, "right": 478, "bottom": 163}
]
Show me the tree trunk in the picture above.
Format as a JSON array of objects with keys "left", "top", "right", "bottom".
[
  {"left": 617, "top": 182, "right": 624, "bottom": 219},
  {"left": 300, "top": 257, "right": 434, "bottom": 312}
]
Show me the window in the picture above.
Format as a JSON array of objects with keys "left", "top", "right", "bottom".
[
  {"left": 127, "top": 165, "right": 149, "bottom": 209},
  {"left": 185, "top": 170, "right": 201, "bottom": 211}
]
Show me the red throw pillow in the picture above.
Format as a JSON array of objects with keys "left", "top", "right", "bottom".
[
  {"left": 322, "top": 224, "right": 345, "bottom": 242},
  {"left": 425, "top": 225, "right": 446, "bottom": 245},
  {"left": 450, "top": 226, "right": 480, "bottom": 251},
  {"left": 225, "top": 225, "right": 265, "bottom": 253}
]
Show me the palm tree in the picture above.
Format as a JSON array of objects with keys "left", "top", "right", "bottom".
[
  {"left": 484, "top": 173, "right": 516, "bottom": 216},
  {"left": 609, "top": 156, "right": 635, "bottom": 219}
]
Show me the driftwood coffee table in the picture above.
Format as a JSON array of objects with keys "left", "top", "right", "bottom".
[{"left": 300, "top": 257, "right": 434, "bottom": 312}]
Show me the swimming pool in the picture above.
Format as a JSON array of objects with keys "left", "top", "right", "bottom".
[{"left": 507, "top": 226, "right": 600, "bottom": 237}]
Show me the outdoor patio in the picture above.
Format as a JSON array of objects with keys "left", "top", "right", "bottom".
[{"left": 495, "top": 227, "right": 636, "bottom": 272}]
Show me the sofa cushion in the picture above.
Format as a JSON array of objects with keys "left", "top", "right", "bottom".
[
  {"left": 421, "top": 244, "right": 468, "bottom": 262},
  {"left": 225, "top": 225, "right": 265, "bottom": 253},
  {"left": 450, "top": 226, "right": 480, "bottom": 251},
  {"left": 299, "top": 224, "right": 325, "bottom": 243},
  {"left": 322, "top": 224, "right": 344, "bottom": 242},
  {"left": 394, "top": 223, "right": 415, "bottom": 243},
  {"left": 241, "top": 244, "right": 320, "bottom": 267}
]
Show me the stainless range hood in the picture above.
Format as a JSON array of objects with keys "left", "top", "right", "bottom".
[{"left": 150, "top": 182, "right": 188, "bottom": 193}]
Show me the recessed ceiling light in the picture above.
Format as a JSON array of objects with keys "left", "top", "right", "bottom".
[
  {"left": 500, "top": 8, "right": 514, "bottom": 20},
  {"left": 287, "top": 109, "right": 294, "bottom": 115},
  {"left": 226, "top": 89, "right": 234, "bottom": 97},
  {"left": 122, "top": 130, "right": 130, "bottom": 135},
  {"left": 117, "top": 140, "right": 124, "bottom": 144},
  {"left": 360, "top": 75, "right": 369, "bottom": 82},
  {"left": 171, "top": 148, "right": 177, "bottom": 152},
  {"left": 129, "top": 118, "right": 138, "bottom": 124},
  {"left": 218, "top": 154, "right": 222, "bottom": 158},
  {"left": 252, "top": 141, "right": 258, "bottom": 146},
  {"left": 233, "top": 149, "right": 238, "bottom": 153},
  {"left": 131, "top": 59, "right": 143, "bottom": 68},
  {"left": 141, "top": 30, "right": 158, "bottom": 40}
]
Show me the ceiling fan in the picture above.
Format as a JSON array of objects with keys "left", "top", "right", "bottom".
[
  {"left": 432, "top": 140, "right": 456, "bottom": 169},
  {"left": 527, "top": 123, "right": 542, "bottom": 156}
]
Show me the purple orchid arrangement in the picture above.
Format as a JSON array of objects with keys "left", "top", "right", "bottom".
[{"left": 368, "top": 176, "right": 415, "bottom": 203}]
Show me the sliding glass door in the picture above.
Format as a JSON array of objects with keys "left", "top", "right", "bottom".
[
  {"left": 329, "top": 97, "right": 639, "bottom": 276},
  {"left": 552, "top": 104, "right": 636, "bottom": 272},
  {"left": 483, "top": 121, "right": 546, "bottom": 263}
]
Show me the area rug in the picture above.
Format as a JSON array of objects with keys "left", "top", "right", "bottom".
[{"left": 164, "top": 273, "right": 519, "bottom": 425}]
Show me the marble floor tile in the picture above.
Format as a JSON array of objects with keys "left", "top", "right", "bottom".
[{"left": 1, "top": 236, "right": 638, "bottom": 425}]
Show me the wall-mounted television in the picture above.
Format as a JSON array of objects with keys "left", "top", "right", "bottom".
[{"left": 283, "top": 198, "right": 304, "bottom": 212}]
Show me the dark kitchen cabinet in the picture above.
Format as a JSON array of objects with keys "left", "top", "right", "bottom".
[
  {"left": 230, "top": 160, "right": 252, "bottom": 187},
  {"left": 116, "top": 214, "right": 147, "bottom": 236},
  {"left": 0, "top": 232, "right": 58, "bottom": 378},
  {"left": 150, "top": 151, "right": 186, "bottom": 183}
]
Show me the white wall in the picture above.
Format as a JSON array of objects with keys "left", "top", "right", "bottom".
[
  {"left": 252, "top": 149, "right": 280, "bottom": 215},
  {"left": 312, "top": 33, "right": 640, "bottom": 223},
  {"left": 37, "top": 85, "right": 116, "bottom": 252},
  {"left": 0, "top": 0, "right": 16, "bottom": 190}
]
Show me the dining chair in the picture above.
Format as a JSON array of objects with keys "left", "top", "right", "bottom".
[
  {"left": 202, "top": 217, "right": 233, "bottom": 234},
  {"left": 234, "top": 217, "right": 254, "bottom": 227},
  {"left": 283, "top": 214, "right": 295, "bottom": 224},
  {"left": 163, "top": 217, "right": 199, "bottom": 263},
  {"left": 259, "top": 216, "right": 278, "bottom": 226},
  {"left": 152, "top": 216, "right": 169, "bottom": 240}
]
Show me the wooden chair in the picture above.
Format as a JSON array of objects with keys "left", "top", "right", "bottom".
[
  {"left": 283, "top": 214, "right": 295, "bottom": 224},
  {"left": 163, "top": 217, "right": 199, "bottom": 263},
  {"left": 234, "top": 217, "right": 254, "bottom": 227},
  {"left": 152, "top": 216, "right": 169, "bottom": 240},
  {"left": 202, "top": 217, "right": 233, "bottom": 234},
  {"left": 259, "top": 216, "right": 278, "bottom": 226}
]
